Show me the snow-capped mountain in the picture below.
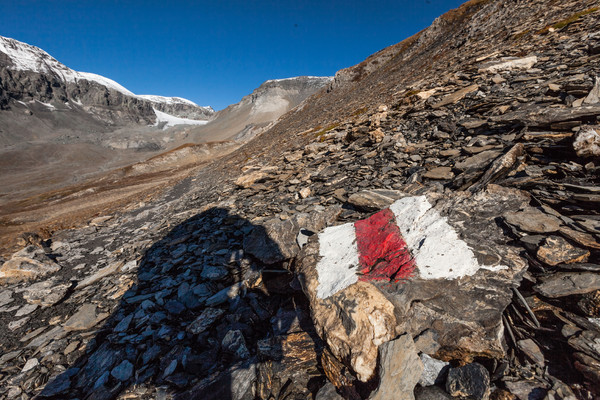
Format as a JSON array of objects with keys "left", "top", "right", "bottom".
[{"left": 0, "top": 35, "right": 214, "bottom": 125}]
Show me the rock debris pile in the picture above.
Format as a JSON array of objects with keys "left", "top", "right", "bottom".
[{"left": 1, "top": 0, "right": 600, "bottom": 399}]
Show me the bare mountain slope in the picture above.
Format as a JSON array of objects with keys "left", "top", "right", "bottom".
[
  {"left": 188, "top": 76, "right": 332, "bottom": 142},
  {"left": 2, "top": 1, "right": 600, "bottom": 399}
]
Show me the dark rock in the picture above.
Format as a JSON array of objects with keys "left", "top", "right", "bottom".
[
  {"left": 445, "top": 363, "right": 490, "bottom": 400},
  {"left": 536, "top": 236, "right": 590, "bottom": 266},
  {"left": 534, "top": 272, "right": 600, "bottom": 298}
]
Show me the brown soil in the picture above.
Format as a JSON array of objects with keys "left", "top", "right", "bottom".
[{"left": 0, "top": 141, "right": 238, "bottom": 257}]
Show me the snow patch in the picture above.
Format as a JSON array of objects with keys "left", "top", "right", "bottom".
[{"left": 153, "top": 108, "right": 208, "bottom": 129}]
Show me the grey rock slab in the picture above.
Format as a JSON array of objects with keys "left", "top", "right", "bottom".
[
  {"left": 243, "top": 218, "right": 300, "bottom": 264},
  {"left": 0, "top": 289, "right": 14, "bottom": 307},
  {"left": 503, "top": 207, "right": 562, "bottom": 234},
  {"left": 113, "top": 314, "right": 133, "bottom": 333},
  {"left": 369, "top": 334, "right": 423, "bottom": 400},
  {"left": 415, "top": 386, "right": 453, "bottom": 400},
  {"left": 315, "top": 382, "right": 343, "bottom": 400},
  {"left": 15, "top": 303, "right": 38, "bottom": 317},
  {"left": 200, "top": 265, "right": 229, "bottom": 280},
  {"left": 187, "top": 307, "right": 226, "bottom": 335},
  {"left": 111, "top": 360, "right": 134, "bottom": 381},
  {"left": 21, "top": 358, "right": 39, "bottom": 372},
  {"left": 517, "top": 338, "right": 545, "bottom": 366},
  {"left": 222, "top": 330, "right": 250, "bottom": 360},
  {"left": 446, "top": 363, "right": 490, "bottom": 400},
  {"left": 418, "top": 353, "right": 449, "bottom": 386},
  {"left": 296, "top": 186, "right": 528, "bottom": 381},
  {"left": 455, "top": 150, "right": 502, "bottom": 171},
  {"left": 21, "top": 280, "right": 70, "bottom": 307},
  {"left": 76, "top": 261, "right": 124, "bottom": 289},
  {"left": 583, "top": 77, "right": 600, "bottom": 105},
  {"left": 504, "top": 380, "right": 548, "bottom": 400},
  {"left": 347, "top": 189, "right": 405, "bottom": 211},
  {"left": 8, "top": 317, "right": 29, "bottom": 331},
  {"left": 26, "top": 326, "right": 65, "bottom": 349},
  {"left": 423, "top": 167, "right": 454, "bottom": 180},
  {"left": 205, "top": 282, "right": 243, "bottom": 307},
  {"left": 63, "top": 303, "right": 107, "bottom": 331},
  {"left": 535, "top": 272, "right": 600, "bottom": 298}
]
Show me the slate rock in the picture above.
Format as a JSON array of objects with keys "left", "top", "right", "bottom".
[
  {"left": 446, "top": 363, "right": 490, "bottom": 400},
  {"left": 536, "top": 236, "right": 589, "bottom": 266},
  {"left": 222, "top": 330, "right": 250, "bottom": 360},
  {"left": 243, "top": 218, "right": 299, "bottom": 264},
  {"left": 315, "top": 382, "right": 343, "bottom": 400},
  {"left": 534, "top": 272, "right": 600, "bottom": 298},
  {"left": 63, "top": 304, "right": 107, "bottom": 331},
  {"left": 111, "top": 360, "right": 133, "bottom": 381},
  {"left": 0, "top": 246, "right": 61, "bottom": 282},
  {"left": 187, "top": 308, "right": 226, "bottom": 335},
  {"left": 369, "top": 334, "right": 423, "bottom": 400},
  {"left": 347, "top": 189, "right": 405, "bottom": 211},
  {"left": 517, "top": 339, "right": 545, "bottom": 366},
  {"left": 504, "top": 208, "right": 561, "bottom": 233},
  {"left": 423, "top": 167, "right": 454, "bottom": 180},
  {"left": 415, "top": 386, "right": 453, "bottom": 399},
  {"left": 418, "top": 353, "right": 449, "bottom": 386}
]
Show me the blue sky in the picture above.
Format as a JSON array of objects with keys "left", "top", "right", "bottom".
[{"left": 1, "top": 0, "right": 464, "bottom": 110}]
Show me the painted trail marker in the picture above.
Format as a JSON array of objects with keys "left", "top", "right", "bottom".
[
  {"left": 315, "top": 195, "right": 507, "bottom": 299},
  {"left": 298, "top": 188, "right": 529, "bottom": 382}
]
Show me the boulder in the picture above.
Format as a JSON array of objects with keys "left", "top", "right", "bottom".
[
  {"left": 296, "top": 186, "right": 528, "bottom": 382},
  {"left": 0, "top": 246, "right": 61, "bottom": 282}
]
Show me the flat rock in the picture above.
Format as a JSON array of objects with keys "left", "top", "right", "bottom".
[
  {"left": 446, "top": 363, "right": 490, "bottom": 400},
  {"left": 347, "top": 189, "right": 405, "bottom": 211},
  {"left": 534, "top": 272, "right": 600, "bottom": 298},
  {"left": 504, "top": 207, "right": 561, "bottom": 233},
  {"left": 222, "top": 330, "right": 250, "bottom": 360},
  {"left": 0, "top": 289, "right": 14, "bottom": 307},
  {"left": 111, "top": 360, "right": 133, "bottom": 381},
  {"left": 20, "top": 280, "right": 70, "bottom": 307},
  {"left": 536, "top": 236, "right": 589, "bottom": 266},
  {"left": 423, "top": 167, "right": 454, "bottom": 180},
  {"left": 433, "top": 84, "right": 479, "bottom": 109},
  {"left": 243, "top": 218, "right": 299, "bottom": 264},
  {"left": 369, "top": 334, "right": 423, "bottom": 400},
  {"left": 63, "top": 303, "right": 107, "bottom": 331},
  {"left": 478, "top": 56, "right": 537, "bottom": 73},
  {"left": 517, "top": 338, "right": 545, "bottom": 366},
  {"left": 297, "top": 186, "right": 528, "bottom": 381},
  {"left": 0, "top": 246, "right": 61, "bottom": 282},
  {"left": 187, "top": 307, "right": 225, "bottom": 335},
  {"left": 455, "top": 150, "right": 502, "bottom": 171},
  {"left": 560, "top": 226, "right": 600, "bottom": 250}
]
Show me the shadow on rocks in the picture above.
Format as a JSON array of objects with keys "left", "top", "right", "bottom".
[{"left": 38, "top": 207, "right": 326, "bottom": 400}]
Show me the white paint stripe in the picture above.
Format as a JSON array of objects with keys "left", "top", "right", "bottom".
[
  {"left": 389, "top": 196, "right": 506, "bottom": 280},
  {"left": 316, "top": 223, "right": 360, "bottom": 299}
]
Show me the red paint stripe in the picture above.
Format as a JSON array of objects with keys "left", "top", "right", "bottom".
[{"left": 354, "top": 208, "right": 415, "bottom": 283}]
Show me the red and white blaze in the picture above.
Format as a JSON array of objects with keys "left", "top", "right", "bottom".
[{"left": 315, "top": 196, "right": 506, "bottom": 299}]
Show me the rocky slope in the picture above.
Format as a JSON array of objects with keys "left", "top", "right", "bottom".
[
  {"left": 0, "top": 35, "right": 213, "bottom": 129},
  {"left": 1, "top": 0, "right": 600, "bottom": 400},
  {"left": 187, "top": 76, "right": 333, "bottom": 143}
]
